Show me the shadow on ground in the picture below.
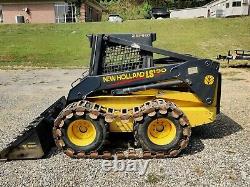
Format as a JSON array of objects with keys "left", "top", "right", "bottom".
[{"left": 182, "top": 113, "right": 243, "bottom": 156}]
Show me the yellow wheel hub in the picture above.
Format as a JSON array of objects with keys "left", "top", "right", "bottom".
[
  {"left": 147, "top": 118, "right": 177, "bottom": 145},
  {"left": 67, "top": 119, "right": 96, "bottom": 146}
]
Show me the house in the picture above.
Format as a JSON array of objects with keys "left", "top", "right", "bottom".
[
  {"left": 0, "top": 0, "right": 105, "bottom": 24},
  {"left": 206, "top": 0, "right": 250, "bottom": 17},
  {"left": 170, "top": 0, "right": 250, "bottom": 18}
]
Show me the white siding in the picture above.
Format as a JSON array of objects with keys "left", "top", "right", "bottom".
[
  {"left": 170, "top": 0, "right": 250, "bottom": 18},
  {"left": 208, "top": 0, "right": 250, "bottom": 17},
  {"left": 170, "top": 7, "right": 207, "bottom": 18}
]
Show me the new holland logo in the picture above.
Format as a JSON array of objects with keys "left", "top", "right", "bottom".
[
  {"left": 204, "top": 75, "right": 215, "bottom": 85},
  {"left": 102, "top": 68, "right": 167, "bottom": 83}
]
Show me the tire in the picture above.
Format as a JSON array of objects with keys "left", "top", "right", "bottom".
[
  {"left": 135, "top": 108, "right": 190, "bottom": 155},
  {"left": 60, "top": 113, "right": 106, "bottom": 153}
]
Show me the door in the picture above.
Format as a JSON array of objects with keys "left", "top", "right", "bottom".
[
  {"left": 207, "top": 9, "right": 211, "bottom": 17},
  {"left": 0, "top": 5, "right": 3, "bottom": 23}
]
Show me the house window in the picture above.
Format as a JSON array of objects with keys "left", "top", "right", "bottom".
[
  {"left": 226, "top": 3, "right": 229, "bottom": 8},
  {"left": 54, "top": 3, "right": 76, "bottom": 23},
  {"left": 232, "top": 1, "right": 241, "bottom": 7}
]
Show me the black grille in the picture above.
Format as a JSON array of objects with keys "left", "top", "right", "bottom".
[{"left": 102, "top": 45, "right": 144, "bottom": 74}]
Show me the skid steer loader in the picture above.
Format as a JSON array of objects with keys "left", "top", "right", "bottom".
[{"left": 0, "top": 33, "right": 221, "bottom": 160}]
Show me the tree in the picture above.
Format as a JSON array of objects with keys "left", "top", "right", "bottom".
[{"left": 99, "top": 0, "right": 215, "bottom": 20}]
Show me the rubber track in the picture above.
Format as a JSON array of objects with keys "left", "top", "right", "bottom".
[{"left": 53, "top": 99, "right": 191, "bottom": 159}]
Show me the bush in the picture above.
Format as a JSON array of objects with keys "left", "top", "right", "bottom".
[{"left": 101, "top": 0, "right": 153, "bottom": 20}]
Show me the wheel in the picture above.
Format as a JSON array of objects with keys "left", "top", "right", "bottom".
[
  {"left": 59, "top": 113, "right": 106, "bottom": 153},
  {"left": 135, "top": 105, "right": 191, "bottom": 156}
]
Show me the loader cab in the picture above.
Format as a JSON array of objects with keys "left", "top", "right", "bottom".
[{"left": 87, "top": 33, "right": 156, "bottom": 76}]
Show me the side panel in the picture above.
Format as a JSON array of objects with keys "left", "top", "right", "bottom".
[
  {"left": 181, "top": 107, "right": 216, "bottom": 127},
  {"left": 67, "top": 59, "right": 220, "bottom": 106},
  {"left": 107, "top": 106, "right": 216, "bottom": 132},
  {"left": 88, "top": 90, "right": 218, "bottom": 132}
]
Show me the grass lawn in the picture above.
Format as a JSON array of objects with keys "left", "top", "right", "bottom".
[{"left": 0, "top": 17, "right": 249, "bottom": 68}]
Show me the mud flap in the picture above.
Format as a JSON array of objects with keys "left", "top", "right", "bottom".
[{"left": 0, "top": 96, "right": 66, "bottom": 161}]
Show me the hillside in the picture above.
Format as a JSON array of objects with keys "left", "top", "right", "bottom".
[
  {"left": 99, "top": 0, "right": 214, "bottom": 20},
  {"left": 0, "top": 17, "right": 249, "bottom": 68}
]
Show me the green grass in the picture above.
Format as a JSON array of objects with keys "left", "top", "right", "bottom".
[{"left": 0, "top": 17, "right": 250, "bottom": 68}]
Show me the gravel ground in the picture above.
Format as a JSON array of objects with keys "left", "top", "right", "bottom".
[{"left": 0, "top": 68, "right": 249, "bottom": 187}]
